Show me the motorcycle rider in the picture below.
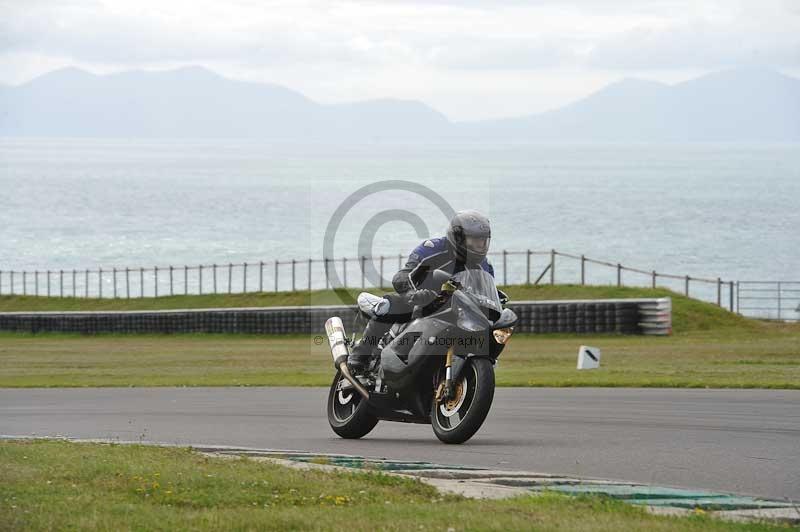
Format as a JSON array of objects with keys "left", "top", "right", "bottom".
[{"left": 348, "top": 209, "right": 494, "bottom": 371}]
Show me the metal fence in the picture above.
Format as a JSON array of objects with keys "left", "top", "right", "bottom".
[
  {"left": 0, "top": 248, "right": 738, "bottom": 308},
  {"left": 737, "top": 282, "right": 800, "bottom": 322}
]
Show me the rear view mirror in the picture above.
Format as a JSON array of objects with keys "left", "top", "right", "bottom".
[{"left": 494, "top": 308, "right": 518, "bottom": 329}]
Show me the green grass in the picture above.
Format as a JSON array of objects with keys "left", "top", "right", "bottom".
[
  {"left": 0, "top": 289, "right": 360, "bottom": 312},
  {"left": 0, "top": 440, "right": 782, "bottom": 531},
  {"left": 0, "top": 285, "right": 797, "bottom": 389},
  {"left": 1, "top": 328, "right": 798, "bottom": 389}
]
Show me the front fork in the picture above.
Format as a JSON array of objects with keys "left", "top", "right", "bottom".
[{"left": 434, "top": 345, "right": 456, "bottom": 403}]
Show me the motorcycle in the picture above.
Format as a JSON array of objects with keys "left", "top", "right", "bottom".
[{"left": 324, "top": 267, "right": 518, "bottom": 444}]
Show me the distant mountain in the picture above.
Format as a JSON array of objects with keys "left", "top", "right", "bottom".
[
  {"left": 0, "top": 66, "right": 453, "bottom": 139},
  {"left": 462, "top": 67, "right": 800, "bottom": 141},
  {"left": 1, "top": 65, "right": 798, "bottom": 141}
]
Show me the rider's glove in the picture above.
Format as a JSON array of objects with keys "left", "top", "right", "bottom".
[{"left": 408, "top": 288, "right": 437, "bottom": 307}]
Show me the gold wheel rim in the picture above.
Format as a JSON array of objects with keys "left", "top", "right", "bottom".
[{"left": 444, "top": 379, "right": 465, "bottom": 411}]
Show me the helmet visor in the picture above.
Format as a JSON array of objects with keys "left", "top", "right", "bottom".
[{"left": 465, "top": 236, "right": 490, "bottom": 255}]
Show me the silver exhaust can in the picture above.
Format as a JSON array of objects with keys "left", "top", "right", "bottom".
[
  {"left": 324, "top": 317, "right": 349, "bottom": 367},
  {"left": 324, "top": 317, "right": 370, "bottom": 401}
]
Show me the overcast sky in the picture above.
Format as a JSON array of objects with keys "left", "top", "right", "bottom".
[{"left": 2, "top": 0, "right": 799, "bottom": 120}]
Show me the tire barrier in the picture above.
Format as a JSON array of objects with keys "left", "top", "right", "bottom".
[{"left": 0, "top": 298, "right": 671, "bottom": 336}]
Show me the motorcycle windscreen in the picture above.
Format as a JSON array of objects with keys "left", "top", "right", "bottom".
[{"left": 452, "top": 268, "right": 502, "bottom": 314}]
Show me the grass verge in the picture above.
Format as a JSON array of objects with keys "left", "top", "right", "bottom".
[
  {"left": 1, "top": 328, "right": 798, "bottom": 388},
  {"left": 0, "top": 440, "right": 781, "bottom": 531}
]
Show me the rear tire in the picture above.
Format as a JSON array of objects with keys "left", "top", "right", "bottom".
[
  {"left": 327, "top": 370, "right": 378, "bottom": 439},
  {"left": 431, "top": 357, "right": 495, "bottom": 444}
]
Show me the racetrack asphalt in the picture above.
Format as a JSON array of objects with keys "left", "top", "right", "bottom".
[{"left": 1, "top": 387, "right": 798, "bottom": 501}]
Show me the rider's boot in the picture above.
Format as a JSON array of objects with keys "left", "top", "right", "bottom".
[{"left": 348, "top": 319, "right": 392, "bottom": 372}]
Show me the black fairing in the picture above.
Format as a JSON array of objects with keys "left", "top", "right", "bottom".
[{"left": 380, "top": 316, "right": 451, "bottom": 391}]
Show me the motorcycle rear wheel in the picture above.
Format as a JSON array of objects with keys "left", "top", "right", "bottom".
[
  {"left": 327, "top": 370, "right": 378, "bottom": 439},
  {"left": 431, "top": 357, "right": 495, "bottom": 444}
]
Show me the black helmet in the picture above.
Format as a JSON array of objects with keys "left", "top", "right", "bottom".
[{"left": 446, "top": 210, "right": 491, "bottom": 266}]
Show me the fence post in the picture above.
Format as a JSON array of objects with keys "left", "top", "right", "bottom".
[
  {"left": 126, "top": 268, "right": 130, "bottom": 299},
  {"left": 259, "top": 261, "right": 264, "bottom": 293},
  {"left": 684, "top": 275, "right": 690, "bottom": 296},
  {"left": 243, "top": 262, "right": 248, "bottom": 293},
  {"left": 550, "top": 249, "right": 555, "bottom": 285},
  {"left": 34, "top": 271, "right": 38, "bottom": 296},
  {"left": 46, "top": 270, "right": 50, "bottom": 297},
  {"left": 729, "top": 281, "right": 734, "bottom": 312},
  {"left": 324, "top": 258, "right": 330, "bottom": 289},
  {"left": 68, "top": 270, "right": 73, "bottom": 298},
  {"left": 113, "top": 268, "right": 117, "bottom": 299},
  {"left": 343, "top": 257, "right": 347, "bottom": 288},
  {"left": 716, "top": 277, "right": 721, "bottom": 306},
  {"left": 502, "top": 250, "right": 508, "bottom": 286},
  {"left": 274, "top": 261, "right": 279, "bottom": 292},
  {"left": 154, "top": 267, "right": 158, "bottom": 297},
  {"left": 98, "top": 268, "right": 102, "bottom": 298},
  {"left": 652, "top": 270, "right": 656, "bottom": 289},
  {"left": 140, "top": 268, "right": 144, "bottom": 297},
  {"left": 0, "top": 270, "right": 3, "bottom": 296},
  {"left": 228, "top": 263, "right": 233, "bottom": 294},
  {"left": 23, "top": 271, "right": 27, "bottom": 296},
  {"left": 292, "top": 259, "right": 296, "bottom": 291},
  {"left": 169, "top": 266, "right": 174, "bottom": 296},
  {"left": 199, "top": 265, "right": 204, "bottom": 295},
  {"left": 616, "top": 264, "right": 621, "bottom": 287},
  {"left": 526, "top": 250, "right": 531, "bottom": 285},
  {"left": 213, "top": 264, "right": 217, "bottom": 294},
  {"left": 777, "top": 281, "right": 782, "bottom": 320},
  {"left": 184, "top": 266, "right": 188, "bottom": 296},
  {"left": 10, "top": 271, "right": 14, "bottom": 295},
  {"left": 360, "top": 256, "right": 365, "bottom": 289},
  {"left": 380, "top": 255, "right": 385, "bottom": 289},
  {"left": 84, "top": 269, "right": 89, "bottom": 298},
  {"left": 581, "top": 255, "right": 586, "bottom": 285},
  {"left": 307, "top": 259, "right": 312, "bottom": 291},
  {"left": 60, "top": 270, "right": 64, "bottom": 297},
  {"left": 736, "top": 282, "right": 740, "bottom": 314}
]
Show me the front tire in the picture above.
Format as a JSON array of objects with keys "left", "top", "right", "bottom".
[
  {"left": 431, "top": 357, "right": 495, "bottom": 444},
  {"left": 327, "top": 370, "right": 378, "bottom": 439}
]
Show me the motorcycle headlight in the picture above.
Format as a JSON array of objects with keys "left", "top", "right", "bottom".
[{"left": 493, "top": 327, "right": 513, "bottom": 345}]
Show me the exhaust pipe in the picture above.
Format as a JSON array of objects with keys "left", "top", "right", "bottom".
[{"left": 324, "top": 317, "right": 370, "bottom": 401}]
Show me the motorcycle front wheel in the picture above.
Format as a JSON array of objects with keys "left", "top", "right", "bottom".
[
  {"left": 431, "top": 357, "right": 495, "bottom": 444},
  {"left": 327, "top": 370, "right": 378, "bottom": 439}
]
